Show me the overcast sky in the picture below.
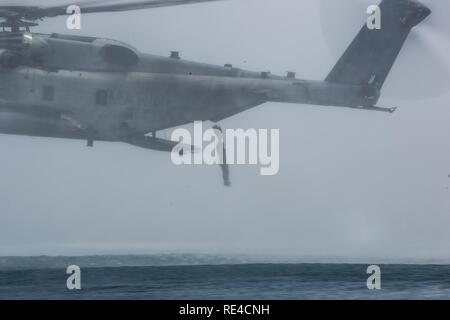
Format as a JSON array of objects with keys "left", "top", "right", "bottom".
[{"left": 0, "top": 0, "right": 449, "bottom": 261}]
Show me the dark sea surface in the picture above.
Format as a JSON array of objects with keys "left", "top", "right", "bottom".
[{"left": 0, "top": 255, "right": 449, "bottom": 299}]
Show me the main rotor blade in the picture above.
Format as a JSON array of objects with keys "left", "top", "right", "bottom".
[
  {"left": 0, "top": 1, "right": 98, "bottom": 20},
  {"left": 31, "top": 0, "right": 225, "bottom": 19}
]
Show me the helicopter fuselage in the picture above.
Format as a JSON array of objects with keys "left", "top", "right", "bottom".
[{"left": 0, "top": 32, "right": 379, "bottom": 144}]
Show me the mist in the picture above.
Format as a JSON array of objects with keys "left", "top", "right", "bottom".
[{"left": 0, "top": 0, "right": 449, "bottom": 262}]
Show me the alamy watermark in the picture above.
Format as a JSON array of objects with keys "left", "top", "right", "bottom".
[
  {"left": 66, "top": 265, "right": 81, "bottom": 290},
  {"left": 367, "top": 265, "right": 382, "bottom": 290},
  {"left": 66, "top": 5, "right": 81, "bottom": 30},
  {"left": 367, "top": 5, "right": 381, "bottom": 30},
  {"left": 171, "top": 121, "right": 280, "bottom": 176},
  {"left": 62, "top": 265, "right": 381, "bottom": 292},
  {"left": 65, "top": 3, "right": 382, "bottom": 31}
]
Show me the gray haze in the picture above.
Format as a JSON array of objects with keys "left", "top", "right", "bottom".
[{"left": 0, "top": 0, "right": 449, "bottom": 261}]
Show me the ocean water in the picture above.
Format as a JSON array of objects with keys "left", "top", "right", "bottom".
[{"left": 0, "top": 255, "right": 449, "bottom": 299}]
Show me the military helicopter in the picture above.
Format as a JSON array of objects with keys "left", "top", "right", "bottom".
[{"left": 0, "top": 0, "right": 431, "bottom": 186}]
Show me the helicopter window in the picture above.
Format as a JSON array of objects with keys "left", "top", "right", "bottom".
[
  {"left": 96, "top": 90, "right": 108, "bottom": 106},
  {"left": 42, "top": 86, "right": 55, "bottom": 101}
]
